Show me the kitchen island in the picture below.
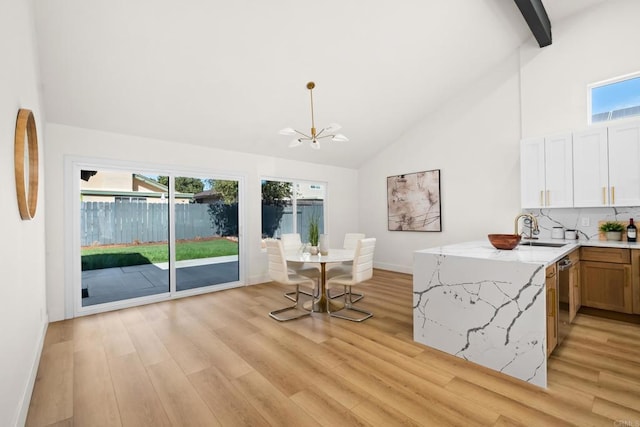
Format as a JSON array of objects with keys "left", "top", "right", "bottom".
[{"left": 413, "top": 240, "right": 578, "bottom": 388}]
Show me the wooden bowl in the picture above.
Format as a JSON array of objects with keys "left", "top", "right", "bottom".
[{"left": 488, "top": 234, "right": 521, "bottom": 250}]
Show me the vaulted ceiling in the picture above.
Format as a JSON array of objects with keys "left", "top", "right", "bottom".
[{"left": 33, "top": 0, "right": 610, "bottom": 168}]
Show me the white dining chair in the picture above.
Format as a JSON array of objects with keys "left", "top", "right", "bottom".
[
  {"left": 280, "top": 233, "right": 319, "bottom": 301},
  {"left": 266, "top": 239, "right": 318, "bottom": 321},
  {"left": 327, "top": 232, "right": 366, "bottom": 302},
  {"left": 326, "top": 237, "right": 376, "bottom": 322}
]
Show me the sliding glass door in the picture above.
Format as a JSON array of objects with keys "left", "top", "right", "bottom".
[
  {"left": 173, "top": 176, "right": 239, "bottom": 291},
  {"left": 78, "top": 167, "right": 241, "bottom": 312},
  {"left": 80, "top": 169, "right": 170, "bottom": 306}
]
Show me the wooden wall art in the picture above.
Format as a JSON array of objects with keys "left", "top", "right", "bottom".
[{"left": 14, "top": 108, "right": 39, "bottom": 220}]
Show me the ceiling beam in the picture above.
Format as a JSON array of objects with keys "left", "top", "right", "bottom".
[{"left": 514, "top": 0, "right": 552, "bottom": 47}]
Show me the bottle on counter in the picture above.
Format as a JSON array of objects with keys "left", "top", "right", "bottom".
[{"left": 627, "top": 218, "right": 637, "bottom": 243}]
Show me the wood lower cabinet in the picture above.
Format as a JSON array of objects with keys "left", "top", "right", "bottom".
[
  {"left": 546, "top": 245, "right": 639, "bottom": 357},
  {"left": 580, "top": 247, "right": 633, "bottom": 314},
  {"left": 546, "top": 264, "right": 557, "bottom": 357},
  {"left": 567, "top": 249, "right": 581, "bottom": 322}
]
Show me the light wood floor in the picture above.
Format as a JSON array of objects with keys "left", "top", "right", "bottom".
[{"left": 27, "top": 269, "right": 640, "bottom": 426}]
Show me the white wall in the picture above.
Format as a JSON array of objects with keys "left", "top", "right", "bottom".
[
  {"left": 44, "top": 124, "right": 358, "bottom": 321},
  {"left": 0, "top": 1, "right": 48, "bottom": 425},
  {"left": 520, "top": 0, "right": 640, "bottom": 137},
  {"left": 359, "top": 0, "right": 640, "bottom": 274},
  {"left": 359, "top": 51, "right": 522, "bottom": 273}
]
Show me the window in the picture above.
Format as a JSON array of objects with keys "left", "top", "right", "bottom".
[
  {"left": 261, "top": 179, "right": 325, "bottom": 243},
  {"left": 589, "top": 72, "right": 640, "bottom": 124},
  {"left": 114, "top": 196, "right": 147, "bottom": 203}
]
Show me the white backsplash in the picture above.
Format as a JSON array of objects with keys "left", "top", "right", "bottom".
[{"left": 523, "top": 207, "right": 640, "bottom": 241}]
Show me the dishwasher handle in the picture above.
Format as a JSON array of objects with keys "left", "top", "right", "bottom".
[{"left": 558, "top": 257, "right": 572, "bottom": 271}]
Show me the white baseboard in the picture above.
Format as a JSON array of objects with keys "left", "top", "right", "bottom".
[
  {"left": 373, "top": 262, "right": 413, "bottom": 275},
  {"left": 247, "top": 273, "right": 270, "bottom": 285},
  {"left": 15, "top": 316, "right": 48, "bottom": 427}
]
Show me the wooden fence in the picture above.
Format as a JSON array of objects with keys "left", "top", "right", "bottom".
[
  {"left": 81, "top": 200, "right": 323, "bottom": 246},
  {"left": 81, "top": 201, "right": 216, "bottom": 246}
]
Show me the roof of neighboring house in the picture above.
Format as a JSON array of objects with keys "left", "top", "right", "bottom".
[
  {"left": 194, "top": 189, "right": 222, "bottom": 201},
  {"left": 133, "top": 174, "right": 169, "bottom": 192}
]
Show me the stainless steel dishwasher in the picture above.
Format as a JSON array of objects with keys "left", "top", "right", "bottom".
[{"left": 557, "top": 257, "right": 572, "bottom": 347}]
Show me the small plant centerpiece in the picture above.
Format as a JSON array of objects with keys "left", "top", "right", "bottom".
[
  {"left": 599, "top": 221, "right": 624, "bottom": 241},
  {"left": 307, "top": 215, "right": 320, "bottom": 255}
]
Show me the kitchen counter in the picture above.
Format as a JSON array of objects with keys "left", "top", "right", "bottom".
[
  {"left": 413, "top": 237, "right": 639, "bottom": 388},
  {"left": 418, "top": 239, "right": 578, "bottom": 265},
  {"left": 419, "top": 238, "right": 640, "bottom": 265},
  {"left": 572, "top": 239, "right": 640, "bottom": 249}
]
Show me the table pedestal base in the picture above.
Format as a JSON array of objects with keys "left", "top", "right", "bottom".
[
  {"left": 305, "top": 263, "right": 346, "bottom": 313},
  {"left": 285, "top": 250, "right": 355, "bottom": 314},
  {"left": 304, "top": 298, "right": 344, "bottom": 313}
]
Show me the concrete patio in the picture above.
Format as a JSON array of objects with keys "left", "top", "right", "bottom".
[{"left": 81, "top": 256, "right": 239, "bottom": 306}]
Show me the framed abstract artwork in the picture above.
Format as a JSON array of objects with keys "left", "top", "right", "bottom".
[{"left": 387, "top": 169, "right": 441, "bottom": 231}]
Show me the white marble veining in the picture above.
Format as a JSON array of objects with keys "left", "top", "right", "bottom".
[{"left": 414, "top": 252, "right": 547, "bottom": 387}]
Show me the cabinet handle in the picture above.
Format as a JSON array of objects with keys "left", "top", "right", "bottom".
[
  {"left": 540, "top": 190, "right": 544, "bottom": 206},
  {"left": 602, "top": 187, "right": 606, "bottom": 205},
  {"left": 611, "top": 186, "right": 615, "bottom": 204},
  {"left": 547, "top": 289, "right": 553, "bottom": 316}
]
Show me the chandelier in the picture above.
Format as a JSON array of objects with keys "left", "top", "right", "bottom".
[{"left": 279, "top": 82, "right": 348, "bottom": 150}]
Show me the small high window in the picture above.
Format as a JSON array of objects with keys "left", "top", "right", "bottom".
[{"left": 589, "top": 73, "right": 640, "bottom": 124}]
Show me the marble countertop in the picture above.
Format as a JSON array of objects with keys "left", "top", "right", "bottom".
[
  {"left": 578, "top": 239, "right": 640, "bottom": 249},
  {"left": 416, "top": 238, "right": 640, "bottom": 267}
]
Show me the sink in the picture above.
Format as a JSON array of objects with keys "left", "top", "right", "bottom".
[{"left": 519, "top": 241, "right": 568, "bottom": 248}]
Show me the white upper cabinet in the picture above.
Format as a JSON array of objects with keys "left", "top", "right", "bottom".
[
  {"left": 525, "top": 120, "right": 640, "bottom": 209},
  {"left": 521, "top": 134, "right": 573, "bottom": 208},
  {"left": 608, "top": 122, "right": 640, "bottom": 206},
  {"left": 573, "top": 128, "right": 608, "bottom": 207},
  {"left": 544, "top": 133, "right": 573, "bottom": 208}
]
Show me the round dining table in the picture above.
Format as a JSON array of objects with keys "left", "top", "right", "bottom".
[{"left": 285, "top": 248, "right": 354, "bottom": 312}]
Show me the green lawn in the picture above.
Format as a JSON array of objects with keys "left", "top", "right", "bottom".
[{"left": 81, "top": 239, "right": 238, "bottom": 271}]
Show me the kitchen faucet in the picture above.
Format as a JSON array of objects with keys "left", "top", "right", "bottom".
[{"left": 514, "top": 213, "right": 539, "bottom": 239}]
